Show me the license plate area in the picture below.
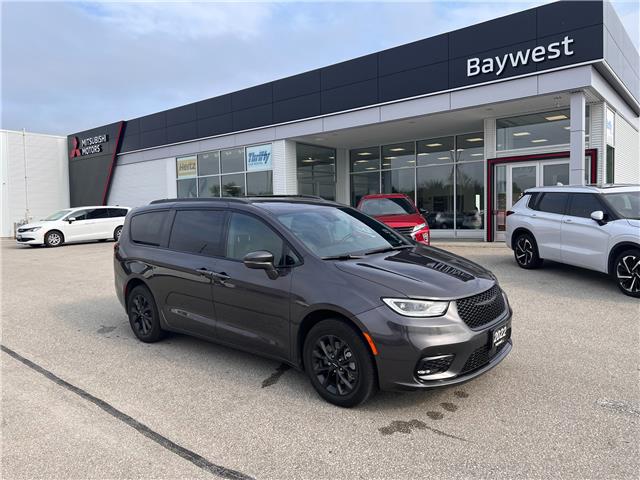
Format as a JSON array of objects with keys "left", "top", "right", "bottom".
[{"left": 489, "top": 322, "right": 510, "bottom": 350}]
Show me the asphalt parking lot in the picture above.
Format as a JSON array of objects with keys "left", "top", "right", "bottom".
[{"left": 1, "top": 239, "right": 638, "bottom": 479}]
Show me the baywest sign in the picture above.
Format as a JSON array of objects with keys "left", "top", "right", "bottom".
[
  {"left": 467, "top": 35, "right": 575, "bottom": 77},
  {"left": 69, "top": 133, "right": 109, "bottom": 158}
]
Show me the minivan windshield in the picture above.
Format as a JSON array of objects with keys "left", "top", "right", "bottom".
[
  {"left": 360, "top": 197, "right": 415, "bottom": 216},
  {"left": 262, "top": 203, "right": 410, "bottom": 258},
  {"left": 604, "top": 191, "right": 640, "bottom": 219},
  {"left": 43, "top": 209, "right": 72, "bottom": 221}
]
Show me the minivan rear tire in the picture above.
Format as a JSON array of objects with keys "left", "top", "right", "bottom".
[
  {"left": 513, "top": 232, "right": 543, "bottom": 269},
  {"left": 127, "top": 285, "right": 166, "bottom": 343},
  {"left": 303, "top": 319, "right": 377, "bottom": 408}
]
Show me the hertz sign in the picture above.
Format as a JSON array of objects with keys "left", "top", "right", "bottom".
[{"left": 69, "top": 133, "right": 109, "bottom": 158}]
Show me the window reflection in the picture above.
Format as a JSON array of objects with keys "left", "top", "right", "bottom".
[
  {"left": 416, "top": 165, "right": 454, "bottom": 230},
  {"left": 456, "top": 161, "right": 484, "bottom": 229},
  {"left": 417, "top": 136, "right": 454, "bottom": 166},
  {"left": 382, "top": 142, "right": 415, "bottom": 169},
  {"left": 297, "top": 144, "right": 336, "bottom": 201}
]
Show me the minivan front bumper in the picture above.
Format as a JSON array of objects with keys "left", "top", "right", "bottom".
[{"left": 356, "top": 298, "right": 512, "bottom": 391}]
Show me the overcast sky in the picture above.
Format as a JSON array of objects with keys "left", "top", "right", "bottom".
[{"left": 2, "top": 0, "right": 638, "bottom": 136}]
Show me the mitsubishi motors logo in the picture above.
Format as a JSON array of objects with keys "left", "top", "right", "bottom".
[
  {"left": 70, "top": 136, "right": 82, "bottom": 159},
  {"left": 69, "top": 133, "right": 109, "bottom": 158}
]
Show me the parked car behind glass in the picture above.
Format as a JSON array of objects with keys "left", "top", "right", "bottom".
[
  {"left": 506, "top": 184, "right": 640, "bottom": 297},
  {"left": 16, "top": 206, "right": 130, "bottom": 247},
  {"left": 115, "top": 196, "right": 512, "bottom": 407},
  {"left": 357, "top": 193, "right": 431, "bottom": 244}
]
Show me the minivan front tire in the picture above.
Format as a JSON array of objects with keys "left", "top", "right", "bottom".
[
  {"left": 127, "top": 285, "right": 166, "bottom": 342},
  {"left": 303, "top": 319, "right": 377, "bottom": 408},
  {"left": 44, "top": 230, "right": 64, "bottom": 247}
]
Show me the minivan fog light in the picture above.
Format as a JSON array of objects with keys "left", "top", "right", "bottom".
[{"left": 382, "top": 298, "right": 449, "bottom": 317}]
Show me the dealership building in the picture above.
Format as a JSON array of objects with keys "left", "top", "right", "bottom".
[{"left": 64, "top": 0, "right": 638, "bottom": 242}]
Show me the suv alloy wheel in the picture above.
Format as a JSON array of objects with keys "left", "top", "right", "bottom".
[
  {"left": 514, "top": 232, "right": 542, "bottom": 269},
  {"left": 614, "top": 250, "right": 640, "bottom": 298}
]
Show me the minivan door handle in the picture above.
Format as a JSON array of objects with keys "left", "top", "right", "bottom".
[{"left": 196, "top": 267, "right": 215, "bottom": 278}]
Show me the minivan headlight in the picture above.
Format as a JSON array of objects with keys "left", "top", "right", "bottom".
[
  {"left": 22, "top": 227, "right": 41, "bottom": 232},
  {"left": 382, "top": 298, "right": 449, "bottom": 317}
]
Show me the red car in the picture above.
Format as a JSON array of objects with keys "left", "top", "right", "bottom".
[{"left": 357, "top": 193, "right": 430, "bottom": 245}]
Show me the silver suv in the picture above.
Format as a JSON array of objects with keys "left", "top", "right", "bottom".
[{"left": 505, "top": 185, "right": 640, "bottom": 297}]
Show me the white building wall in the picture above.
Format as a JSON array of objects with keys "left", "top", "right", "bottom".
[
  {"left": 589, "top": 102, "right": 605, "bottom": 183},
  {"left": 614, "top": 115, "right": 640, "bottom": 183},
  {"left": 0, "top": 130, "right": 68, "bottom": 237},
  {"left": 107, "top": 157, "right": 175, "bottom": 208}
]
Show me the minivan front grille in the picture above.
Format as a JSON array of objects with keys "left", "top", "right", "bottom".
[
  {"left": 461, "top": 342, "right": 507, "bottom": 374},
  {"left": 393, "top": 226, "right": 413, "bottom": 236},
  {"left": 456, "top": 285, "right": 506, "bottom": 329}
]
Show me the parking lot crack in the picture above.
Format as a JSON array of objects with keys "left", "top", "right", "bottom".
[
  {"left": 1, "top": 344, "right": 256, "bottom": 480},
  {"left": 595, "top": 399, "right": 640, "bottom": 417}
]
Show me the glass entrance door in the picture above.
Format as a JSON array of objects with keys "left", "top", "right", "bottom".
[{"left": 493, "top": 160, "right": 569, "bottom": 241}]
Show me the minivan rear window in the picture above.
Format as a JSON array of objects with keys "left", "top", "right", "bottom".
[
  {"left": 130, "top": 211, "right": 168, "bottom": 246},
  {"left": 169, "top": 209, "right": 226, "bottom": 257}
]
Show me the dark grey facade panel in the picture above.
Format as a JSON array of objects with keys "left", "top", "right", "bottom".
[
  {"left": 321, "top": 78, "right": 378, "bottom": 114},
  {"left": 140, "top": 128, "right": 167, "bottom": 149},
  {"left": 378, "top": 34, "right": 448, "bottom": 77},
  {"left": 122, "top": 118, "right": 139, "bottom": 136},
  {"left": 231, "top": 83, "right": 273, "bottom": 111},
  {"left": 197, "top": 113, "right": 233, "bottom": 138},
  {"left": 232, "top": 103, "right": 273, "bottom": 131},
  {"left": 139, "top": 111, "right": 166, "bottom": 132},
  {"left": 273, "top": 93, "right": 321, "bottom": 123},
  {"left": 166, "top": 104, "right": 197, "bottom": 126},
  {"left": 448, "top": 9, "right": 537, "bottom": 59},
  {"left": 120, "top": 134, "right": 140, "bottom": 152},
  {"left": 320, "top": 53, "right": 378, "bottom": 90},
  {"left": 167, "top": 121, "right": 198, "bottom": 144},
  {"left": 196, "top": 94, "right": 232, "bottom": 119},
  {"left": 535, "top": 25, "right": 604, "bottom": 71},
  {"left": 536, "top": 0, "right": 603, "bottom": 37},
  {"left": 379, "top": 61, "right": 449, "bottom": 103},
  {"left": 273, "top": 70, "right": 321, "bottom": 102}
]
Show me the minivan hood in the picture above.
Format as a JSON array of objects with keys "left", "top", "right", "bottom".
[
  {"left": 335, "top": 245, "right": 496, "bottom": 300},
  {"left": 19, "top": 222, "right": 46, "bottom": 230}
]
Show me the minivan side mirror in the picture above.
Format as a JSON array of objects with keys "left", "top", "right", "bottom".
[
  {"left": 244, "top": 251, "right": 279, "bottom": 279},
  {"left": 67, "top": 217, "right": 76, "bottom": 223},
  {"left": 590, "top": 210, "right": 606, "bottom": 225}
]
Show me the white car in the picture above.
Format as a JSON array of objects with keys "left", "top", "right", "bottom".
[
  {"left": 16, "top": 206, "right": 130, "bottom": 248},
  {"left": 506, "top": 185, "right": 640, "bottom": 297}
]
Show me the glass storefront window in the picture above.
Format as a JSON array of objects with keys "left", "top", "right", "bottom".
[
  {"left": 381, "top": 168, "right": 415, "bottom": 200},
  {"left": 416, "top": 165, "right": 454, "bottom": 230},
  {"left": 417, "top": 136, "right": 455, "bottom": 166},
  {"left": 350, "top": 147, "right": 380, "bottom": 172},
  {"left": 177, "top": 178, "right": 197, "bottom": 198},
  {"left": 296, "top": 144, "right": 336, "bottom": 201},
  {"left": 351, "top": 172, "right": 380, "bottom": 206},
  {"left": 247, "top": 170, "right": 273, "bottom": 196},
  {"left": 177, "top": 144, "right": 273, "bottom": 199},
  {"left": 221, "top": 173, "right": 245, "bottom": 197},
  {"left": 456, "top": 161, "right": 484, "bottom": 229},
  {"left": 496, "top": 108, "right": 589, "bottom": 151},
  {"left": 456, "top": 132, "right": 484, "bottom": 162},
  {"left": 198, "top": 151, "right": 220, "bottom": 176},
  {"left": 198, "top": 176, "right": 221, "bottom": 197},
  {"left": 221, "top": 148, "right": 245, "bottom": 173},
  {"left": 382, "top": 142, "right": 415, "bottom": 169}
]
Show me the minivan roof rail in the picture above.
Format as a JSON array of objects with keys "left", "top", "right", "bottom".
[{"left": 149, "top": 194, "right": 328, "bottom": 205}]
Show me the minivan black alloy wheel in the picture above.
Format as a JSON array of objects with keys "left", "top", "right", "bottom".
[
  {"left": 303, "top": 320, "right": 376, "bottom": 408},
  {"left": 615, "top": 250, "right": 640, "bottom": 298},
  {"left": 311, "top": 335, "right": 358, "bottom": 396},
  {"left": 514, "top": 233, "right": 542, "bottom": 269},
  {"left": 127, "top": 285, "right": 165, "bottom": 342}
]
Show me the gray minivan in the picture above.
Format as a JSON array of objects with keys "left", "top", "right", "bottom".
[{"left": 114, "top": 196, "right": 512, "bottom": 407}]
